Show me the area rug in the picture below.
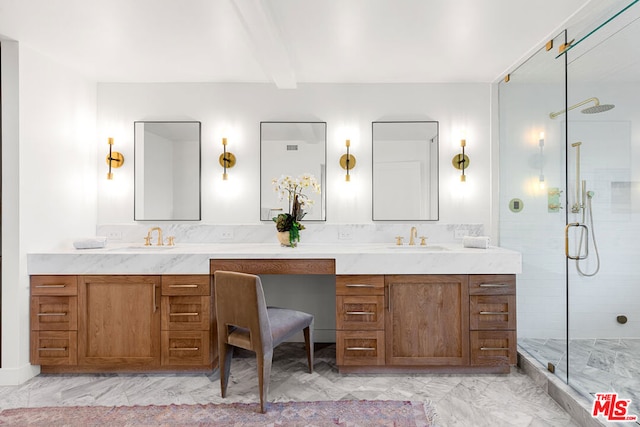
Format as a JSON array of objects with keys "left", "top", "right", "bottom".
[{"left": 0, "top": 400, "right": 437, "bottom": 426}]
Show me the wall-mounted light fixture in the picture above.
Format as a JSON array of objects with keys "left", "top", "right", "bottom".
[
  {"left": 339, "top": 139, "right": 356, "bottom": 182},
  {"left": 451, "top": 135, "right": 469, "bottom": 182},
  {"left": 106, "top": 137, "right": 125, "bottom": 180},
  {"left": 219, "top": 137, "right": 236, "bottom": 180},
  {"left": 538, "top": 132, "right": 545, "bottom": 188}
]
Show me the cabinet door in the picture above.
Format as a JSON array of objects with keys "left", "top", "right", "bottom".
[
  {"left": 386, "top": 275, "right": 469, "bottom": 366},
  {"left": 78, "top": 276, "right": 161, "bottom": 368}
]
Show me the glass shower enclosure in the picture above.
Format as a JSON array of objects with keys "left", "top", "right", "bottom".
[{"left": 499, "top": 0, "right": 640, "bottom": 419}]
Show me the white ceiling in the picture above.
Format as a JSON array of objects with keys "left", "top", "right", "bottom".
[{"left": 0, "top": 0, "right": 593, "bottom": 87}]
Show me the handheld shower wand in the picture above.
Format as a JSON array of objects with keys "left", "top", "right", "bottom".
[{"left": 571, "top": 142, "right": 582, "bottom": 214}]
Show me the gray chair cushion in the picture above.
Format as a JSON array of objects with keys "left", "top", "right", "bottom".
[{"left": 267, "top": 306, "right": 314, "bottom": 347}]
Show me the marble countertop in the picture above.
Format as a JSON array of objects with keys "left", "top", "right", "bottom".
[{"left": 27, "top": 243, "right": 521, "bottom": 275}]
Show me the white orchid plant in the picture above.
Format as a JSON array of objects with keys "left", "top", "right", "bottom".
[{"left": 271, "top": 174, "right": 321, "bottom": 245}]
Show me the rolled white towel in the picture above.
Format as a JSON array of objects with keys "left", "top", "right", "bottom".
[
  {"left": 73, "top": 236, "right": 107, "bottom": 249},
  {"left": 463, "top": 235, "right": 490, "bottom": 249}
]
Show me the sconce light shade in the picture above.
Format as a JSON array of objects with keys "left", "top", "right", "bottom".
[
  {"left": 339, "top": 139, "right": 356, "bottom": 181},
  {"left": 451, "top": 137, "right": 469, "bottom": 182},
  {"left": 106, "top": 137, "right": 125, "bottom": 180},
  {"left": 219, "top": 137, "right": 236, "bottom": 180}
]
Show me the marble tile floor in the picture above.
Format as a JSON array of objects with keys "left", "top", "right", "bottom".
[
  {"left": 520, "top": 338, "right": 640, "bottom": 424},
  {"left": 0, "top": 344, "right": 581, "bottom": 426}
]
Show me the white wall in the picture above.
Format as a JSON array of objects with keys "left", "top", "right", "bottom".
[
  {"left": 0, "top": 42, "right": 97, "bottom": 384},
  {"left": 97, "top": 82, "right": 493, "bottom": 232}
]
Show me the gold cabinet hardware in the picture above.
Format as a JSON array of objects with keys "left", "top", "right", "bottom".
[
  {"left": 346, "top": 347, "right": 376, "bottom": 351},
  {"left": 37, "top": 312, "right": 67, "bottom": 317},
  {"left": 169, "top": 312, "right": 199, "bottom": 317},
  {"left": 345, "top": 311, "right": 375, "bottom": 315}
]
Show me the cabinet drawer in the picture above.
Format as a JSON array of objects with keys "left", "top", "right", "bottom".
[
  {"left": 161, "top": 296, "right": 210, "bottom": 330},
  {"left": 336, "top": 331, "right": 385, "bottom": 366},
  {"left": 161, "top": 331, "right": 211, "bottom": 366},
  {"left": 30, "top": 331, "right": 77, "bottom": 365},
  {"left": 469, "top": 275, "right": 515, "bottom": 296},
  {"left": 336, "top": 296, "right": 384, "bottom": 330},
  {"left": 470, "top": 330, "right": 516, "bottom": 366},
  {"left": 162, "top": 275, "right": 210, "bottom": 296},
  {"left": 31, "top": 276, "right": 78, "bottom": 296},
  {"left": 470, "top": 295, "right": 516, "bottom": 330},
  {"left": 336, "top": 275, "right": 384, "bottom": 295},
  {"left": 31, "top": 296, "right": 78, "bottom": 331}
]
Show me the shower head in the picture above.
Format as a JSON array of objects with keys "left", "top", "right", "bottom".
[
  {"left": 549, "top": 97, "right": 615, "bottom": 119},
  {"left": 581, "top": 103, "right": 615, "bottom": 114}
]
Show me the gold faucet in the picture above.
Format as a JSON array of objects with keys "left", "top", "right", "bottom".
[
  {"left": 146, "top": 227, "right": 163, "bottom": 246},
  {"left": 409, "top": 226, "right": 418, "bottom": 245}
]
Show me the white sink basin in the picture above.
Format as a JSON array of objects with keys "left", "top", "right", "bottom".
[
  {"left": 114, "top": 245, "right": 177, "bottom": 251},
  {"left": 388, "top": 245, "right": 448, "bottom": 251}
]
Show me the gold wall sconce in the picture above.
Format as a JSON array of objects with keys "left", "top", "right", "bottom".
[
  {"left": 219, "top": 137, "right": 236, "bottom": 180},
  {"left": 106, "top": 137, "right": 124, "bottom": 180},
  {"left": 339, "top": 139, "right": 356, "bottom": 182},
  {"left": 452, "top": 137, "right": 469, "bottom": 182}
]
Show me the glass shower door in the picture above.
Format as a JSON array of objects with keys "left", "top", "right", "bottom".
[
  {"left": 498, "top": 31, "right": 569, "bottom": 383},
  {"left": 564, "top": 2, "right": 640, "bottom": 418}
]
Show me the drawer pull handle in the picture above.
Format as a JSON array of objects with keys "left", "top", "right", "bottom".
[
  {"left": 37, "top": 312, "right": 67, "bottom": 317},
  {"left": 345, "top": 311, "right": 375, "bottom": 315},
  {"left": 346, "top": 347, "right": 376, "bottom": 351},
  {"left": 35, "top": 284, "right": 67, "bottom": 288},
  {"left": 169, "top": 347, "right": 199, "bottom": 351},
  {"left": 169, "top": 312, "right": 199, "bottom": 317},
  {"left": 480, "top": 311, "right": 509, "bottom": 315},
  {"left": 169, "top": 284, "right": 199, "bottom": 288},
  {"left": 38, "top": 347, "right": 67, "bottom": 351},
  {"left": 480, "top": 347, "right": 510, "bottom": 351},
  {"left": 479, "top": 283, "right": 509, "bottom": 288},
  {"left": 345, "top": 284, "right": 376, "bottom": 288}
]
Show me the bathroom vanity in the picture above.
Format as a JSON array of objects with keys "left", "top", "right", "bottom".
[{"left": 28, "top": 243, "right": 520, "bottom": 374}]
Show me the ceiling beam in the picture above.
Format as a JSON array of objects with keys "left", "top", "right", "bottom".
[{"left": 230, "top": 0, "right": 297, "bottom": 89}]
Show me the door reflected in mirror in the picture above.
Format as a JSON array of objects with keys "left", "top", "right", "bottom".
[
  {"left": 372, "top": 121, "right": 439, "bottom": 221},
  {"left": 134, "top": 121, "right": 201, "bottom": 221},
  {"left": 260, "top": 122, "right": 326, "bottom": 221}
]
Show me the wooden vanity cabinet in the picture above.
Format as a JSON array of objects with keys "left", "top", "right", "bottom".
[
  {"left": 31, "top": 274, "right": 213, "bottom": 373},
  {"left": 336, "top": 273, "right": 516, "bottom": 373},
  {"left": 336, "top": 275, "right": 385, "bottom": 366},
  {"left": 160, "top": 275, "right": 213, "bottom": 367},
  {"left": 78, "top": 275, "right": 161, "bottom": 369},
  {"left": 386, "top": 275, "right": 469, "bottom": 366},
  {"left": 30, "top": 276, "right": 78, "bottom": 366}
]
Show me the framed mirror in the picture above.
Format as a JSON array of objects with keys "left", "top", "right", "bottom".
[
  {"left": 134, "top": 121, "right": 201, "bottom": 221},
  {"left": 260, "top": 122, "right": 326, "bottom": 221},
  {"left": 372, "top": 121, "right": 439, "bottom": 221}
]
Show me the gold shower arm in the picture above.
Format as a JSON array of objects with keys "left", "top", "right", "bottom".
[{"left": 549, "top": 97, "right": 600, "bottom": 119}]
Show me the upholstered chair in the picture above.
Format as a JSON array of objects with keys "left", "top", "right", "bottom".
[{"left": 214, "top": 271, "right": 314, "bottom": 413}]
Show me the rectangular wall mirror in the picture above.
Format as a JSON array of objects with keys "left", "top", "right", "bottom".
[
  {"left": 372, "top": 121, "right": 439, "bottom": 221},
  {"left": 260, "top": 122, "right": 326, "bottom": 221},
  {"left": 134, "top": 121, "right": 201, "bottom": 221}
]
